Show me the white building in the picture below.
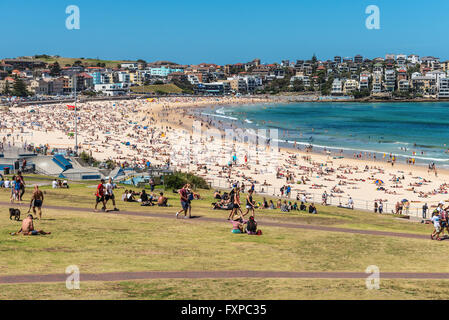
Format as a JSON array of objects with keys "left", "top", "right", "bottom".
[
  {"left": 343, "top": 79, "right": 359, "bottom": 94},
  {"left": 94, "top": 83, "right": 130, "bottom": 96},
  {"left": 396, "top": 54, "right": 407, "bottom": 67},
  {"left": 331, "top": 79, "right": 343, "bottom": 95},
  {"left": 407, "top": 54, "right": 420, "bottom": 64},
  {"left": 121, "top": 63, "right": 139, "bottom": 70},
  {"left": 438, "top": 78, "right": 449, "bottom": 99},
  {"left": 372, "top": 71, "right": 383, "bottom": 93},
  {"left": 384, "top": 69, "right": 396, "bottom": 91},
  {"left": 359, "top": 73, "right": 370, "bottom": 91},
  {"left": 117, "top": 72, "right": 130, "bottom": 83}
]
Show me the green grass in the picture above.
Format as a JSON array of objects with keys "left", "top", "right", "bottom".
[
  {"left": 2, "top": 279, "right": 449, "bottom": 300},
  {"left": 0, "top": 175, "right": 445, "bottom": 299},
  {"left": 130, "top": 84, "right": 183, "bottom": 94}
]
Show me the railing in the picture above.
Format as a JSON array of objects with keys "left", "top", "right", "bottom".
[{"left": 205, "top": 177, "right": 433, "bottom": 219}]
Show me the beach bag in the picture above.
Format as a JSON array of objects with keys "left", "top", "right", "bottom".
[
  {"left": 256, "top": 230, "right": 263, "bottom": 236},
  {"left": 247, "top": 219, "right": 257, "bottom": 233}
]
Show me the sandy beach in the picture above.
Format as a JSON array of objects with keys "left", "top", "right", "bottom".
[{"left": 1, "top": 96, "right": 449, "bottom": 215}]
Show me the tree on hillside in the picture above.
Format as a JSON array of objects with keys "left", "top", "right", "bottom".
[
  {"left": 2, "top": 80, "right": 11, "bottom": 95},
  {"left": 172, "top": 79, "right": 194, "bottom": 94},
  {"left": 407, "top": 63, "right": 421, "bottom": 77},
  {"left": 292, "top": 79, "right": 305, "bottom": 92},
  {"left": 321, "top": 75, "right": 334, "bottom": 95},
  {"left": 50, "top": 62, "right": 61, "bottom": 76},
  {"left": 12, "top": 77, "right": 29, "bottom": 97}
]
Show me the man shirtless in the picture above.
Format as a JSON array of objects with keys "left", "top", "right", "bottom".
[
  {"left": 11, "top": 214, "right": 51, "bottom": 236},
  {"left": 28, "top": 185, "right": 44, "bottom": 220}
]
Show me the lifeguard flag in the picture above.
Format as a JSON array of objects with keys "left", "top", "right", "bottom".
[{"left": 67, "top": 105, "right": 77, "bottom": 110}]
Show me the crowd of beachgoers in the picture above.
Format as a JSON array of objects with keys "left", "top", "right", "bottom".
[{"left": 1, "top": 96, "right": 449, "bottom": 215}]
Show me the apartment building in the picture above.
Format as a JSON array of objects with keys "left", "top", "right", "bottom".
[
  {"left": 384, "top": 69, "right": 396, "bottom": 91},
  {"left": 438, "top": 78, "right": 449, "bottom": 99},
  {"left": 94, "top": 83, "right": 130, "bottom": 96},
  {"left": 331, "top": 79, "right": 343, "bottom": 95},
  {"left": 398, "top": 79, "right": 410, "bottom": 92},
  {"left": 343, "top": 79, "right": 359, "bottom": 94},
  {"left": 372, "top": 71, "right": 383, "bottom": 93},
  {"left": 359, "top": 73, "right": 370, "bottom": 91}
]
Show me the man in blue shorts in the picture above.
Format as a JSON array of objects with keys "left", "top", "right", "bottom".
[
  {"left": 11, "top": 214, "right": 51, "bottom": 236},
  {"left": 175, "top": 184, "right": 190, "bottom": 219}
]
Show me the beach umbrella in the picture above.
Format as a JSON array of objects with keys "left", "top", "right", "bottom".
[
  {"left": 374, "top": 179, "right": 384, "bottom": 185},
  {"left": 402, "top": 199, "right": 408, "bottom": 203}
]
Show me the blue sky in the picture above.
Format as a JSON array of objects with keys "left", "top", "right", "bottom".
[{"left": 1, "top": 0, "right": 448, "bottom": 65}]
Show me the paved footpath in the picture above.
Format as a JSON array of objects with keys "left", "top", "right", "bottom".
[
  {"left": 1, "top": 201, "right": 429, "bottom": 240},
  {"left": 3, "top": 271, "right": 449, "bottom": 284}
]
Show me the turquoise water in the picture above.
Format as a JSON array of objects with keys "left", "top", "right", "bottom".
[{"left": 201, "top": 102, "right": 449, "bottom": 166}]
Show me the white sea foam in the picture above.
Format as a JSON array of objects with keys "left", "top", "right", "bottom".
[{"left": 201, "top": 112, "right": 238, "bottom": 121}]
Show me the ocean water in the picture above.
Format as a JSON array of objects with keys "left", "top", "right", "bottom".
[{"left": 200, "top": 102, "right": 449, "bottom": 167}]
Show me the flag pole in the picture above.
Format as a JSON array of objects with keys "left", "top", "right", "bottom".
[{"left": 74, "top": 74, "right": 78, "bottom": 156}]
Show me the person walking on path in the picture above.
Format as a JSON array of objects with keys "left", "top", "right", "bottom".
[
  {"left": 27, "top": 185, "right": 44, "bottom": 220},
  {"left": 176, "top": 184, "right": 190, "bottom": 219}
]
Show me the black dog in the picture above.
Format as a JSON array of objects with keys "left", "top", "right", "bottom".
[{"left": 9, "top": 208, "right": 20, "bottom": 221}]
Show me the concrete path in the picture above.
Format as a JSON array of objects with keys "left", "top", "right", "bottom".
[{"left": 2, "top": 270, "right": 449, "bottom": 284}]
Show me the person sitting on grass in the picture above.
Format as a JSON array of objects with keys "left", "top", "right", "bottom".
[
  {"left": 213, "top": 190, "right": 222, "bottom": 200},
  {"left": 157, "top": 192, "right": 169, "bottom": 207},
  {"left": 309, "top": 203, "right": 317, "bottom": 214},
  {"left": 122, "top": 190, "right": 129, "bottom": 202},
  {"left": 126, "top": 190, "right": 137, "bottom": 202},
  {"left": 262, "top": 198, "right": 268, "bottom": 209},
  {"left": 140, "top": 190, "right": 154, "bottom": 206},
  {"left": 246, "top": 216, "right": 258, "bottom": 235},
  {"left": 281, "top": 200, "right": 290, "bottom": 212},
  {"left": 230, "top": 217, "right": 247, "bottom": 234},
  {"left": 300, "top": 202, "right": 307, "bottom": 211},
  {"left": 11, "top": 214, "right": 51, "bottom": 236},
  {"left": 269, "top": 200, "right": 275, "bottom": 209},
  {"left": 292, "top": 202, "right": 298, "bottom": 211}
]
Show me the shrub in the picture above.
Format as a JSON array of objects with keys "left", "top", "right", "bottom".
[{"left": 164, "top": 172, "right": 210, "bottom": 190}]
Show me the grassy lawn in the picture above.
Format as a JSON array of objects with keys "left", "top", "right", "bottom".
[
  {"left": 1, "top": 279, "right": 449, "bottom": 300},
  {"left": 130, "top": 84, "right": 183, "bottom": 94},
  {"left": 0, "top": 175, "right": 445, "bottom": 299}
]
